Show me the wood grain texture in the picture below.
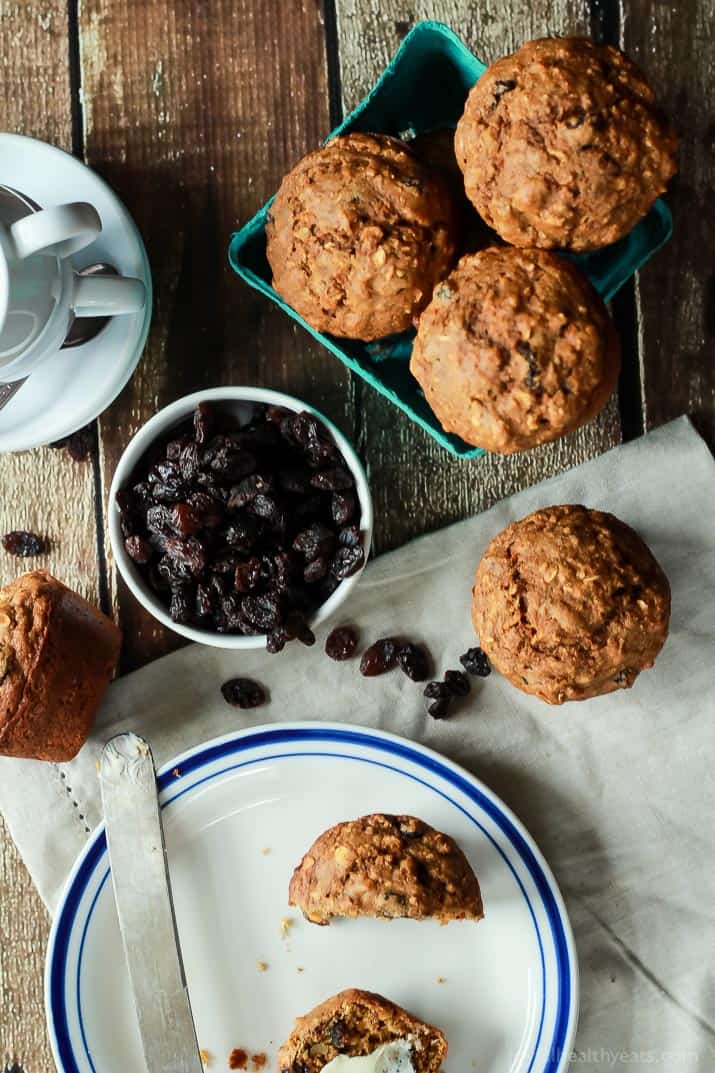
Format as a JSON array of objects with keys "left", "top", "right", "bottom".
[
  {"left": 0, "top": 5, "right": 84, "bottom": 1069},
  {"left": 622, "top": 1, "right": 715, "bottom": 449},
  {"left": 333, "top": 0, "right": 622, "bottom": 552},
  {"left": 78, "top": 0, "right": 352, "bottom": 668}
]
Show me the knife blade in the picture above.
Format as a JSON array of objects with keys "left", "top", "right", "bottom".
[{"left": 99, "top": 732, "right": 204, "bottom": 1073}]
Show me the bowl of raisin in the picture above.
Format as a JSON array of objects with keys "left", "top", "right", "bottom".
[{"left": 109, "top": 387, "right": 373, "bottom": 650}]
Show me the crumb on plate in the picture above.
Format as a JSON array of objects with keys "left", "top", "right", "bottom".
[
  {"left": 261, "top": 847, "right": 271, "bottom": 856},
  {"left": 199, "top": 1050, "right": 212, "bottom": 1067},
  {"left": 172, "top": 767, "right": 181, "bottom": 778},
  {"left": 256, "top": 961, "right": 269, "bottom": 972},
  {"left": 251, "top": 1055, "right": 267, "bottom": 1071},
  {"left": 296, "top": 966, "right": 304, "bottom": 973},
  {"left": 280, "top": 916, "right": 294, "bottom": 937},
  {"left": 229, "top": 1049, "right": 248, "bottom": 1070},
  {"left": 437, "top": 976, "right": 446, "bottom": 984}
]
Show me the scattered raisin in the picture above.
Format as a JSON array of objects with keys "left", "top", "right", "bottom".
[
  {"left": 325, "top": 626, "right": 358, "bottom": 661},
  {"left": 444, "top": 669, "right": 470, "bottom": 696},
  {"left": 2, "top": 531, "right": 45, "bottom": 557},
  {"left": 396, "top": 642, "right": 429, "bottom": 681},
  {"left": 423, "top": 681, "right": 451, "bottom": 719},
  {"left": 460, "top": 647, "right": 492, "bottom": 677},
  {"left": 221, "top": 677, "right": 266, "bottom": 709},
  {"left": 332, "top": 544, "right": 364, "bottom": 579},
  {"left": 360, "top": 637, "right": 398, "bottom": 677}
]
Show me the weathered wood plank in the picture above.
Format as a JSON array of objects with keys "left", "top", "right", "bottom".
[
  {"left": 79, "top": 0, "right": 351, "bottom": 669},
  {"left": 333, "top": 1, "right": 623, "bottom": 552},
  {"left": 0, "top": 6, "right": 85, "bottom": 1071},
  {"left": 622, "top": 3, "right": 715, "bottom": 450}
]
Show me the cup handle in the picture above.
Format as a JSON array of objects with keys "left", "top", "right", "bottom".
[
  {"left": 10, "top": 202, "right": 102, "bottom": 260},
  {"left": 71, "top": 273, "right": 146, "bottom": 317}
]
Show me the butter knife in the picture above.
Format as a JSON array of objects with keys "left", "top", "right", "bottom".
[{"left": 99, "top": 733, "right": 204, "bottom": 1073}]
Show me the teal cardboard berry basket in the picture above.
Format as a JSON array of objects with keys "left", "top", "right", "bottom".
[{"left": 228, "top": 20, "right": 673, "bottom": 459}]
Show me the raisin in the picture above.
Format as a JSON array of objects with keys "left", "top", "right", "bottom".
[
  {"left": 423, "top": 681, "right": 451, "bottom": 719},
  {"left": 195, "top": 583, "right": 216, "bottom": 619},
  {"left": 304, "top": 556, "right": 329, "bottom": 583},
  {"left": 164, "top": 536, "right": 206, "bottom": 576},
  {"left": 293, "top": 522, "right": 334, "bottom": 561},
  {"left": 460, "top": 647, "right": 491, "bottom": 677},
  {"left": 2, "top": 531, "right": 45, "bottom": 557},
  {"left": 310, "top": 466, "right": 353, "bottom": 491},
  {"left": 124, "top": 535, "right": 153, "bottom": 564},
  {"left": 325, "top": 626, "right": 358, "bottom": 661},
  {"left": 241, "top": 593, "right": 282, "bottom": 632},
  {"left": 194, "top": 401, "right": 214, "bottom": 444},
  {"left": 360, "top": 638, "right": 397, "bottom": 677},
  {"left": 221, "top": 677, "right": 266, "bottom": 709},
  {"left": 492, "top": 78, "right": 517, "bottom": 105},
  {"left": 338, "top": 525, "right": 361, "bottom": 547},
  {"left": 331, "top": 491, "right": 356, "bottom": 526},
  {"left": 444, "top": 669, "right": 470, "bottom": 697},
  {"left": 396, "top": 643, "right": 429, "bottom": 682},
  {"left": 266, "top": 627, "right": 289, "bottom": 654},
  {"left": 285, "top": 611, "right": 315, "bottom": 647},
  {"left": 331, "top": 544, "right": 364, "bottom": 579},
  {"left": 187, "top": 491, "right": 224, "bottom": 528},
  {"left": 234, "top": 557, "right": 261, "bottom": 592},
  {"left": 328, "top": 1020, "right": 347, "bottom": 1050},
  {"left": 169, "top": 586, "right": 193, "bottom": 624},
  {"left": 227, "top": 473, "right": 273, "bottom": 510}
]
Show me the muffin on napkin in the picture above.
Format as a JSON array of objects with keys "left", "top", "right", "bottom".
[
  {"left": 454, "top": 37, "right": 678, "bottom": 250},
  {"left": 0, "top": 571, "right": 121, "bottom": 760},
  {"left": 278, "top": 989, "right": 447, "bottom": 1073},
  {"left": 472, "top": 505, "right": 670, "bottom": 703},
  {"left": 266, "top": 133, "right": 458, "bottom": 340}
]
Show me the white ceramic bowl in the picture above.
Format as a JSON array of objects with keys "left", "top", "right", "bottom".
[{"left": 108, "top": 387, "right": 373, "bottom": 649}]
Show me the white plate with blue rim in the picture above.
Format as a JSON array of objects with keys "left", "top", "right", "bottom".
[{"left": 46, "top": 723, "right": 579, "bottom": 1073}]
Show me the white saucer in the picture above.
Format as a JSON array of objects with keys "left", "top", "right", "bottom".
[
  {"left": 0, "top": 134, "right": 152, "bottom": 452},
  {"left": 46, "top": 723, "right": 579, "bottom": 1073}
]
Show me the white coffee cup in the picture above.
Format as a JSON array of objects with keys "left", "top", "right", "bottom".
[{"left": 0, "top": 185, "right": 146, "bottom": 381}]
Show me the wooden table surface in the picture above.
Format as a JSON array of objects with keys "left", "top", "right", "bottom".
[{"left": 0, "top": 1, "right": 712, "bottom": 1067}]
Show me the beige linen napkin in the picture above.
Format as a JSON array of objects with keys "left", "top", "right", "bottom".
[{"left": 1, "top": 416, "right": 714, "bottom": 1068}]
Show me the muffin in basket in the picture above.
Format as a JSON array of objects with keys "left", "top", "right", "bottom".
[
  {"left": 266, "top": 133, "right": 458, "bottom": 340},
  {"left": 454, "top": 37, "right": 678, "bottom": 251},
  {"left": 410, "top": 246, "right": 620, "bottom": 453}
]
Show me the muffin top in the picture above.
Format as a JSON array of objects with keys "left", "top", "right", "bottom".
[
  {"left": 289, "top": 812, "right": 483, "bottom": 925},
  {"left": 266, "top": 133, "right": 458, "bottom": 340},
  {"left": 472, "top": 505, "right": 671, "bottom": 703},
  {"left": 454, "top": 37, "right": 678, "bottom": 250},
  {"left": 410, "top": 247, "right": 620, "bottom": 453}
]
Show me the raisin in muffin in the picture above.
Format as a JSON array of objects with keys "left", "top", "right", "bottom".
[
  {"left": 454, "top": 37, "right": 678, "bottom": 250},
  {"left": 410, "top": 247, "right": 620, "bottom": 453},
  {"left": 472, "top": 506, "right": 670, "bottom": 703},
  {"left": 0, "top": 571, "right": 121, "bottom": 760},
  {"left": 278, "top": 989, "right": 447, "bottom": 1073},
  {"left": 289, "top": 813, "right": 483, "bottom": 925},
  {"left": 266, "top": 133, "right": 458, "bottom": 340}
]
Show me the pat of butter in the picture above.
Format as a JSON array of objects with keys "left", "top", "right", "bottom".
[{"left": 321, "top": 1040, "right": 415, "bottom": 1073}]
